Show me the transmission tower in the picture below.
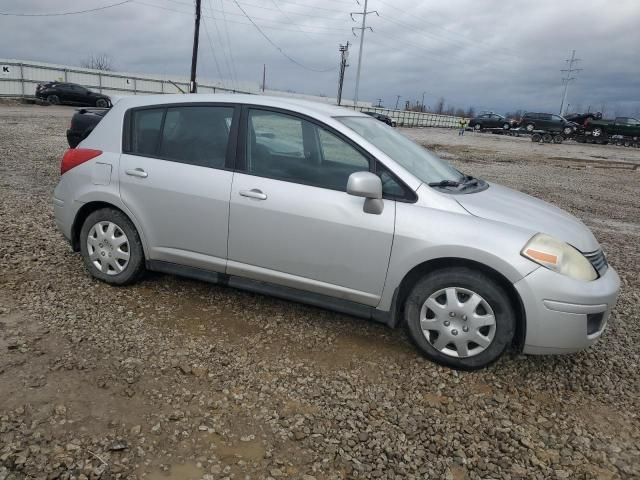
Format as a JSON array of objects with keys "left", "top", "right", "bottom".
[
  {"left": 559, "top": 50, "right": 582, "bottom": 116},
  {"left": 337, "top": 42, "right": 350, "bottom": 106},
  {"left": 350, "top": 0, "right": 378, "bottom": 107}
]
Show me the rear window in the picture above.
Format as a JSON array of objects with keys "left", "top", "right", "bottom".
[{"left": 126, "top": 105, "right": 234, "bottom": 168}]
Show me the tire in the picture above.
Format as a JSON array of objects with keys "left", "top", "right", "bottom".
[
  {"left": 591, "top": 127, "right": 604, "bottom": 138},
  {"left": 404, "top": 267, "right": 516, "bottom": 370},
  {"left": 531, "top": 133, "right": 542, "bottom": 142},
  {"left": 502, "top": 123, "right": 510, "bottom": 130},
  {"left": 46, "top": 94, "right": 60, "bottom": 105},
  {"left": 96, "top": 98, "right": 109, "bottom": 108},
  {"left": 525, "top": 123, "right": 535, "bottom": 132},
  {"left": 562, "top": 126, "right": 573, "bottom": 136},
  {"left": 553, "top": 135, "right": 564, "bottom": 144},
  {"left": 474, "top": 123, "right": 482, "bottom": 131},
  {"left": 542, "top": 133, "right": 553, "bottom": 143},
  {"left": 80, "top": 208, "right": 145, "bottom": 285}
]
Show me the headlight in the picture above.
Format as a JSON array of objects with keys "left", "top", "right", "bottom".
[{"left": 521, "top": 233, "right": 597, "bottom": 281}]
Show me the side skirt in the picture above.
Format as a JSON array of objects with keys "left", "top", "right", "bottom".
[{"left": 146, "top": 260, "right": 397, "bottom": 327}]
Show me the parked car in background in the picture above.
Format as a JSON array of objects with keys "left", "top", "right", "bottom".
[
  {"left": 585, "top": 116, "right": 640, "bottom": 141},
  {"left": 468, "top": 113, "right": 516, "bottom": 131},
  {"left": 53, "top": 94, "right": 619, "bottom": 370},
  {"left": 36, "top": 82, "right": 111, "bottom": 108},
  {"left": 67, "top": 108, "right": 110, "bottom": 148},
  {"left": 519, "top": 112, "right": 575, "bottom": 135},
  {"left": 363, "top": 111, "right": 396, "bottom": 127}
]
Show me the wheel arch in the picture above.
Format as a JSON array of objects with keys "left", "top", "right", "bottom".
[
  {"left": 389, "top": 257, "right": 526, "bottom": 351},
  {"left": 71, "top": 201, "right": 147, "bottom": 260}
]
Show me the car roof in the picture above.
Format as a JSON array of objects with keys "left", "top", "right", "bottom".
[{"left": 113, "top": 94, "right": 369, "bottom": 120}]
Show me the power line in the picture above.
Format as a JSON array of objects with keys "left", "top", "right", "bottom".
[
  {"left": 0, "top": 0, "right": 132, "bottom": 17},
  {"left": 208, "top": 0, "right": 238, "bottom": 88},
  {"left": 201, "top": 15, "right": 224, "bottom": 81},
  {"left": 217, "top": 0, "right": 240, "bottom": 88},
  {"left": 229, "top": 0, "right": 335, "bottom": 72}
]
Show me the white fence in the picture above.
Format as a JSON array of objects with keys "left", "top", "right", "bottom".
[{"left": 0, "top": 58, "right": 463, "bottom": 128}]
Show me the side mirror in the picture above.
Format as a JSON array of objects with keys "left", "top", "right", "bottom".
[{"left": 347, "top": 171, "right": 384, "bottom": 215}]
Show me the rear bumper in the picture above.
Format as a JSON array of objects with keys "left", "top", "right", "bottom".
[{"left": 515, "top": 265, "right": 620, "bottom": 354}]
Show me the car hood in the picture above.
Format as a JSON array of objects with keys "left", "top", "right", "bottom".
[{"left": 455, "top": 183, "right": 600, "bottom": 252}]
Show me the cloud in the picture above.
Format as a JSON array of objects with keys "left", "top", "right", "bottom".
[{"left": 1, "top": 0, "right": 638, "bottom": 116}]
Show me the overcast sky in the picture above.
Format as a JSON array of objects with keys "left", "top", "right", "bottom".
[{"left": 2, "top": 0, "right": 639, "bottom": 116}]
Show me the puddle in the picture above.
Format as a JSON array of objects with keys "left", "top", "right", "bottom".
[{"left": 144, "top": 462, "right": 203, "bottom": 480}]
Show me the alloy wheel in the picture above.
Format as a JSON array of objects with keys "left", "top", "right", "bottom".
[
  {"left": 86, "top": 221, "right": 130, "bottom": 275},
  {"left": 419, "top": 287, "right": 496, "bottom": 358}
]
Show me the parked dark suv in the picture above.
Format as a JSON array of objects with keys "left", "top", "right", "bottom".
[
  {"left": 36, "top": 82, "right": 111, "bottom": 108},
  {"left": 519, "top": 112, "right": 575, "bottom": 135}
]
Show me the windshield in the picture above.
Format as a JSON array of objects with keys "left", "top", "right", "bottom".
[{"left": 336, "top": 116, "right": 463, "bottom": 184}]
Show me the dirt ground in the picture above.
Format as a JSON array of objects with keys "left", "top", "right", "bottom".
[{"left": 0, "top": 104, "right": 639, "bottom": 480}]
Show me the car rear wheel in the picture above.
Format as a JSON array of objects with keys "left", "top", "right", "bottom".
[
  {"left": 46, "top": 94, "right": 60, "bottom": 105},
  {"left": 563, "top": 126, "right": 573, "bottom": 136},
  {"left": 502, "top": 123, "right": 510, "bottom": 130},
  {"left": 591, "top": 127, "right": 604, "bottom": 137},
  {"left": 525, "top": 123, "right": 535, "bottom": 132},
  {"left": 96, "top": 98, "right": 109, "bottom": 108},
  {"left": 80, "top": 208, "right": 144, "bottom": 285},
  {"left": 404, "top": 267, "right": 515, "bottom": 370}
]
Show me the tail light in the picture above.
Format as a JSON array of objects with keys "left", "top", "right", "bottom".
[{"left": 60, "top": 148, "right": 102, "bottom": 175}]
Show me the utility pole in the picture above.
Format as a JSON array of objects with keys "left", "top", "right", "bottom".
[
  {"left": 559, "top": 50, "right": 581, "bottom": 116},
  {"left": 262, "top": 64, "right": 266, "bottom": 92},
  {"left": 421, "top": 91, "right": 426, "bottom": 112},
  {"left": 337, "top": 42, "right": 350, "bottom": 106},
  {"left": 376, "top": 98, "right": 382, "bottom": 107},
  {"left": 394, "top": 95, "right": 401, "bottom": 110},
  {"left": 351, "top": 0, "right": 378, "bottom": 107},
  {"left": 189, "top": 0, "right": 202, "bottom": 93}
]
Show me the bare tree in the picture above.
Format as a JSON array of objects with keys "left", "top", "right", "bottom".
[
  {"left": 434, "top": 97, "right": 445, "bottom": 114},
  {"left": 80, "top": 54, "right": 114, "bottom": 71},
  {"left": 465, "top": 106, "right": 476, "bottom": 118}
]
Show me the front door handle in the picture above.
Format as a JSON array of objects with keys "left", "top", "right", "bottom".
[
  {"left": 239, "top": 189, "right": 267, "bottom": 200},
  {"left": 125, "top": 168, "right": 148, "bottom": 178}
]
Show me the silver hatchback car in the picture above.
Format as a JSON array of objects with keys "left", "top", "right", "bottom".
[{"left": 53, "top": 95, "right": 620, "bottom": 369}]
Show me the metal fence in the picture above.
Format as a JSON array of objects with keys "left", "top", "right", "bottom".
[
  {"left": 0, "top": 59, "right": 463, "bottom": 128},
  {"left": 355, "top": 106, "right": 464, "bottom": 129},
  {"left": 0, "top": 59, "right": 254, "bottom": 98}
]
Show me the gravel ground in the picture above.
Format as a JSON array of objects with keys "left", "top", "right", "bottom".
[{"left": 1, "top": 104, "right": 639, "bottom": 480}]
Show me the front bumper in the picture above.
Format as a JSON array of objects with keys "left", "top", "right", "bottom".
[{"left": 515, "top": 265, "right": 620, "bottom": 354}]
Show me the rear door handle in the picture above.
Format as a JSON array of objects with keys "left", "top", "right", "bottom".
[
  {"left": 239, "top": 189, "right": 267, "bottom": 200},
  {"left": 125, "top": 168, "right": 148, "bottom": 178}
]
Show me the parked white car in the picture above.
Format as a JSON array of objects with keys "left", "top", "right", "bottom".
[{"left": 53, "top": 95, "right": 620, "bottom": 369}]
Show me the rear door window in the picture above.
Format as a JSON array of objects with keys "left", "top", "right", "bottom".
[{"left": 158, "top": 106, "right": 234, "bottom": 168}]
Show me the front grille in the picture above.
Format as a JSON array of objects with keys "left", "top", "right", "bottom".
[{"left": 584, "top": 249, "right": 608, "bottom": 276}]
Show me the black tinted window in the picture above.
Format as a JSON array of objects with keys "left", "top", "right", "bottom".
[
  {"left": 131, "top": 108, "right": 164, "bottom": 156},
  {"left": 246, "top": 109, "right": 369, "bottom": 191},
  {"left": 158, "top": 106, "right": 233, "bottom": 168}
]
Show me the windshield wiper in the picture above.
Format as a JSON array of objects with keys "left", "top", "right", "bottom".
[
  {"left": 460, "top": 175, "right": 479, "bottom": 188},
  {"left": 428, "top": 179, "right": 461, "bottom": 188}
]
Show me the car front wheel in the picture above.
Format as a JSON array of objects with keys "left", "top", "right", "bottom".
[
  {"left": 46, "top": 94, "right": 60, "bottom": 105},
  {"left": 80, "top": 208, "right": 145, "bottom": 285},
  {"left": 502, "top": 123, "right": 510, "bottom": 130},
  {"left": 525, "top": 123, "right": 535, "bottom": 132},
  {"left": 404, "top": 267, "right": 515, "bottom": 370},
  {"left": 96, "top": 98, "right": 109, "bottom": 108},
  {"left": 474, "top": 124, "right": 482, "bottom": 131}
]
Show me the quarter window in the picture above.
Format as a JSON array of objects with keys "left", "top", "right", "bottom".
[
  {"left": 131, "top": 108, "right": 164, "bottom": 156},
  {"left": 246, "top": 109, "right": 370, "bottom": 191}
]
